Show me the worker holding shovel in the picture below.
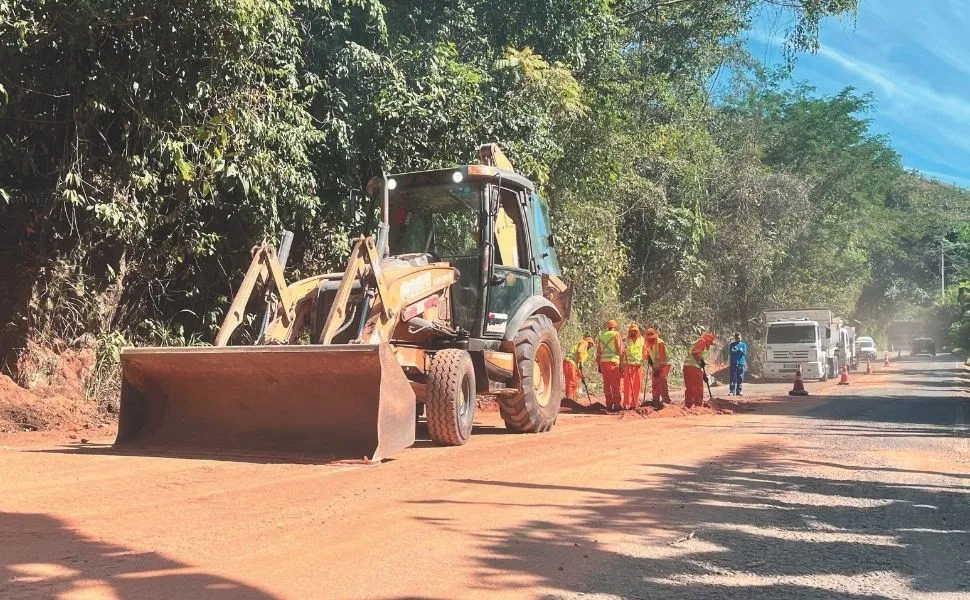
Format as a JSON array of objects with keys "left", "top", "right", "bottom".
[
  {"left": 683, "top": 331, "right": 715, "bottom": 408},
  {"left": 563, "top": 335, "right": 595, "bottom": 402}
]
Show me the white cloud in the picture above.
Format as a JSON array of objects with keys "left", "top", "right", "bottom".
[
  {"left": 813, "top": 45, "right": 970, "bottom": 124},
  {"left": 914, "top": 168, "right": 970, "bottom": 189}
]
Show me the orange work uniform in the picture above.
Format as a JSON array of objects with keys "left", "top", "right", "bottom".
[
  {"left": 645, "top": 331, "right": 671, "bottom": 405},
  {"left": 622, "top": 326, "right": 646, "bottom": 409},
  {"left": 563, "top": 338, "right": 593, "bottom": 401},
  {"left": 683, "top": 332, "right": 715, "bottom": 408},
  {"left": 597, "top": 325, "right": 624, "bottom": 410}
]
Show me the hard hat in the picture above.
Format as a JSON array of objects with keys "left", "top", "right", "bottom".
[
  {"left": 607, "top": 320, "right": 617, "bottom": 329},
  {"left": 583, "top": 336, "right": 594, "bottom": 343},
  {"left": 628, "top": 323, "right": 639, "bottom": 333}
]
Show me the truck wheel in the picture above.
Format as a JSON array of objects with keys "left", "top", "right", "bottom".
[
  {"left": 498, "top": 314, "right": 563, "bottom": 433},
  {"left": 426, "top": 349, "right": 476, "bottom": 446}
]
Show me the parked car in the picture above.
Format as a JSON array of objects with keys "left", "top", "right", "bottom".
[
  {"left": 855, "top": 336, "right": 878, "bottom": 361},
  {"left": 911, "top": 337, "right": 937, "bottom": 356}
]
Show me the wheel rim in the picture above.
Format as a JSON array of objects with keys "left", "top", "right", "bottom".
[
  {"left": 459, "top": 372, "right": 474, "bottom": 426},
  {"left": 533, "top": 342, "right": 553, "bottom": 408}
]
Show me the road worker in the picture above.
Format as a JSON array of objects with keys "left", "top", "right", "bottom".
[
  {"left": 597, "top": 320, "right": 624, "bottom": 410},
  {"left": 728, "top": 331, "right": 749, "bottom": 396},
  {"left": 563, "top": 335, "right": 595, "bottom": 401},
  {"left": 623, "top": 323, "right": 645, "bottom": 409},
  {"left": 683, "top": 331, "right": 715, "bottom": 408},
  {"left": 644, "top": 327, "right": 671, "bottom": 406}
]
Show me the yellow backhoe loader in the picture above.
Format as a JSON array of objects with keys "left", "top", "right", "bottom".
[{"left": 116, "top": 144, "right": 572, "bottom": 461}]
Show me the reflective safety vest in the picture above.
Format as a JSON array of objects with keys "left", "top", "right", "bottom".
[
  {"left": 683, "top": 338, "right": 709, "bottom": 369},
  {"left": 626, "top": 336, "right": 645, "bottom": 366},
  {"left": 598, "top": 330, "right": 622, "bottom": 364},
  {"left": 646, "top": 339, "right": 669, "bottom": 365},
  {"left": 566, "top": 340, "right": 592, "bottom": 366}
]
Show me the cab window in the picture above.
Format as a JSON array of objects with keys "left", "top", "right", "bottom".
[{"left": 493, "top": 188, "right": 527, "bottom": 269}]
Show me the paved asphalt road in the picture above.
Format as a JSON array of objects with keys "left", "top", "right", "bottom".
[
  {"left": 0, "top": 353, "right": 967, "bottom": 599},
  {"left": 607, "top": 353, "right": 970, "bottom": 600}
]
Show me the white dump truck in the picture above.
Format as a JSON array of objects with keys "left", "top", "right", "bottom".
[{"left": 763, "top": 309, "right": 851, "bottom": 381}]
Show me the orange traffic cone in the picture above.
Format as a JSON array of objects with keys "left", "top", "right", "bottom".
[
  {"left": 865, "top": 359, "right": 872, "bottom": 375},
  {"left": 838, "top": 364, "right": 849, "bottom": 385},
  {"left": 884, "top": 352, "right": 890, "bottom": 367},
  {"left": 789, "top": 365, "right": 809, "bottom": 396}
]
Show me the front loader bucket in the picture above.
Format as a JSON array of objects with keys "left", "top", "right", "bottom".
[{"left": 115, "top": 344, "right": 416, "bottom": 461}]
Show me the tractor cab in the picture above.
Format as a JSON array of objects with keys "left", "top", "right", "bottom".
[{"left": 370, "top": 144, "right": 570, "bottom": 340}]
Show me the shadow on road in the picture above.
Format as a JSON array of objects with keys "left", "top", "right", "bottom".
[
  {"left": 420, "top": 443, "right": 970, "bottom": 599},
  {"left": 28, "top": 443, "right": 376, "bottom": 466},
  {"left": 0, "top": 512, "right": 276, "bottom": 599}
]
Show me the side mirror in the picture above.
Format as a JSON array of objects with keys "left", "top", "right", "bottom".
[{"left": 547, "top": 234, "right": 556, "bottom": 248}]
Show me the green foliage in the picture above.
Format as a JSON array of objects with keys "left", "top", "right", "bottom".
[{"left": 12, "top": 0, "right": 968, "bottom": 388}]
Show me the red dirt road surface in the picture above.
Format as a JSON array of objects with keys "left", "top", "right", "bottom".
[{"left": 1, "top": 355, "right": 968, "bottom": 599}]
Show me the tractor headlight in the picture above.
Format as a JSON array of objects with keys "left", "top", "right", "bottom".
[
  {"left": 451, "top": 171, "right": 463, "bottom": 183},
  {"left": 386, "top": 178, "right": 398, "bottom": 190}
]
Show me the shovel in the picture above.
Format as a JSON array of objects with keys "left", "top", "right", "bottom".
[
  {"left": 578, "top": 363, "right": 593, "bottom": 406},
  {"left": 703, "top": 368, "right": 714, "bottom": 404}
]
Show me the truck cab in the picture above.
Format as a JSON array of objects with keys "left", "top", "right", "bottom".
[
  {"left": 763, "top": 308, "right": 846, "bottom": 381},
  {"left": 763, "top": 319, "right": 826, "bottom": 380}
]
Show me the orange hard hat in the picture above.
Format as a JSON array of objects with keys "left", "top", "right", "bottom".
[
  {"left": 607, "top": 319, "right": 618, "bottom": 329},
  {"left": 628, "top": 323, "right": 639, "bottom": 333}
]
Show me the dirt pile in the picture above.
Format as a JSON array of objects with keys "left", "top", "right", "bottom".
[
  {"left": 1, "top": 340, "right": 103, "bottom": 433},
  {"left": 633, "top": 404, "right": 719, "bottom": 418},
  {"left": 0, "top": 374, "right": 100, "bottom": 433},
  {"left": 560, "top": 398, "right": 729, "bottom": 419},
  {"left": 15, "top": 339, "right": 95, "bottom": 398}
]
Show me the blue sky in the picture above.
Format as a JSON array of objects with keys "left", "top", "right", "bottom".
[{"left": 745, "top": 0, "right": 970, "bottom": 188}]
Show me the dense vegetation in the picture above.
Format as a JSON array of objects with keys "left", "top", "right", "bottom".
[{"left": 2, "top": 0, "right": 968, "bottom": 398}]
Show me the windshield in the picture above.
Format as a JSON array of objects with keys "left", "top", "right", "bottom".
[
  {"left": 387, "top": 182, "right": 482, "bottom": 258},
  {"left": 767, "top": 324, "right": 818, "bottom": 344},
  {"left": 386, "top": 181, "right": 483, "bottom": 333}
]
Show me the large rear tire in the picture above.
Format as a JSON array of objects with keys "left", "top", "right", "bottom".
[
  {"left": 498, "top": 314, "right": 563, "bottom": 433},
  {"left": 426, "top": 349, "right": 476, "bottom": 446}
]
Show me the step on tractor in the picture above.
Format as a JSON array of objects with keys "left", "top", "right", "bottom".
[{"left": 116, "top": 144, "right": 573, "bottom": 461}]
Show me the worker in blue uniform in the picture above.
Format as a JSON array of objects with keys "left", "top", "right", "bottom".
[{"left": 728, "top": 332, "right": 748, "bottom": 396}]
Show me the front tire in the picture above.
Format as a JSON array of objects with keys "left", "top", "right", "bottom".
[
  {"left": 426, "top": 349, "right": 476, "bottom": 446},
  {"left": 497, "top": 314, "right": 564, "bottom": 433}
]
